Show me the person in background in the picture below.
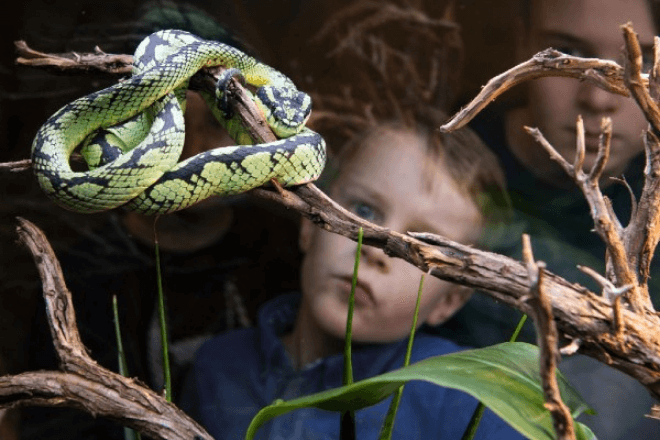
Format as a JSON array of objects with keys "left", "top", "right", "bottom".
[
  {"left": 181, "top": 104, "right": 523, "bottom": 439},
  {"left": 444, "top": 0, "right": 660, "bottom": 438},
  {"left": 180, "top": 4, "right": 529, "bottom": 438}
]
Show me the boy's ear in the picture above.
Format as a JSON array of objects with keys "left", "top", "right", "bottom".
[
  {"left": 299, "top": 217, "right": 314, "bottom": 253},
  {"left": 425, "top": 286, "right": 473, "bottom": 326}
]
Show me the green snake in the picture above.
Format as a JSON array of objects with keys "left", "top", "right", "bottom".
[{"left": 31, "top": 29, "right": 326, "bottom": 215}]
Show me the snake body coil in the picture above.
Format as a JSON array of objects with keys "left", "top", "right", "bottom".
[{"left": 31, "top": 30, "right": 326, "bottom": 214}]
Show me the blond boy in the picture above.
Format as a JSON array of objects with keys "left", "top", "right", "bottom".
[{"left": 182, "top": 109, "right": 523, "bottom": 440}]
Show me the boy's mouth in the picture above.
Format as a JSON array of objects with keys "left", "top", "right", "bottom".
[{"left": 336, "top": 275, "right": 374, "bottom": 306}]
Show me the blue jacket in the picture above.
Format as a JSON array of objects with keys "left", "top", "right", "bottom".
[{"left": 181, "top": 294, "right": 525, "bottom": 440}]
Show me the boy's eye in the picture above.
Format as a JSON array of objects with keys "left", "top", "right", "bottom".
[{"left": 350, "top": 202, "right": 380, "bottom": 223}]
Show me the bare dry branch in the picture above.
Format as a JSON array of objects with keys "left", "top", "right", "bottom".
[
  {"left": 0, "top": 159, "right": 31, "bottom": 173},
  {"left": 622, "top": 23, "right": 660, "bottom": 136},
  {"left": 521, "top": 235, "right": 575, "bottom": 440},
  {"left": 589, "top": 117, "right": 612, "bottom": 182},
  {"left": 17, "top": 217, "right": 89, "bottom": 370},
  {"left": 441, "top": 49, "right": 641, "bottom": 132},
  {"left": 524, "top": 117, "right": 647, "bottom": 312},
  {"left": 2, "top": 218, "right": 213, "bottom": 440},
  {"left": 650, "top": 36, "right": 660, "bottom": 102},
  {"left": 15, "top": 40, "right": 133, "bottom": 77},
  {"left": 559, "top": 338, "right": 582, "bottom": 357},
  {"left": 627, "top": 129, "right": 660, "bottom": 296},
  {"left": 577, "top": 265, "right": 630, "bottom": 336}
]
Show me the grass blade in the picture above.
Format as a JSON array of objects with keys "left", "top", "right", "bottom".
[
  {"left": 509, "top": 314, "right": 528, "bottom": 342},
  {"left": 341, "top": 226, "right": 363, "bottom": 440},
  {"left": 112, "top": 295, "right": 142, "bottom": 440},
  {"left": 154, "top": 227, "right": 172, "bottom": 402},
  {"left": 112, "top": 295, "right": 130, "bottom": 377}
]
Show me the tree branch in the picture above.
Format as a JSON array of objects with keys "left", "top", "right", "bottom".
[
  {"left": 14, "top": 40, "right": 133, "bottom": 77},
  {"left": 521, "top": 235, "right": 575, "bottom": 440},
  {"left": 0, "top": 159, "right": 31, "bottom": 173},
  {"left": 1, "top": 218, "right": 213, "bottom": 440},
  {"left": 524, "top": 117, "right": 649, "bottom": 312},
  {"left": 441, "top": 49, "right": 645, "bottom": 133},
  {"left": 621, "top": 23, "right": 660, "bottom": 136},
  {"left": 251, "top": 183, "right": 660, "bottom": 401},
  {"left": 623, "top": 30, "right": 660, "bottom": 308}
]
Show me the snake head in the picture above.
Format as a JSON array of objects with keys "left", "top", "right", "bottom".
[{"left": 255, "top": 86, "right": 312, "bottom": 138}]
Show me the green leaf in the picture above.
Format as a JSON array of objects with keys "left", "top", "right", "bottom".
[
  {"left": 245, "top": 342, "right": 595, "bottom": 440},
  {"left": 575, "top": 421, "right": 598, "bottom": 440},
  {"left": 463, "top": 312, "right": 530, "bottom": 440}
]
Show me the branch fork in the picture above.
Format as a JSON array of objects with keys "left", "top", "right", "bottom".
[{"left": 1, "top": 218, "right": 213, "bottom": 440}]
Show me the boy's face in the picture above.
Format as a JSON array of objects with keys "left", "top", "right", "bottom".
[
  {"left": 507, "top": 0, "right": 655, "bottom": 185},
  {"left": 298, "top": 127, "right": 481, "bottom": 344}
]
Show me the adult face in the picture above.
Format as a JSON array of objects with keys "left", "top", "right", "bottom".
[{"left": 507, "top": 0, "right": 656, "bottom": 186}]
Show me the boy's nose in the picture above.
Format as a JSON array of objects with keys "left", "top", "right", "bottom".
[
  {"left": 576, "top": 82, "right": 621, "bottom": 115},
  {"left": 360, "top": 245, "right": 389, "bottom": 273}
]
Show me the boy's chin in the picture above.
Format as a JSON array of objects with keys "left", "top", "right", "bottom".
[{"left": 310, "top": 298, "right": 407, "bottom": 345}]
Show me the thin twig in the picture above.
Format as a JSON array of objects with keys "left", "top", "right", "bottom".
[
  {"left": 577, "top": 265, "right": 631, "bottom": 337},
  {"left": 521, "top": 235, "right": 576, "bottom": 440},
  {"left": 0, "top": 159, "right": 31, "bottom": 172},
  {"left": 14, "top": 40, "right": 133, "bottom": 77},
  {"left": 650, "top": 36, "right": 660, "bottom": 102},
  {"left": 621, "top": 23, "right": 660, "bottom": 136},
  {"left": 524, "top": 118, "right": 644, "bottom": 312},
  {"left": 441, "top": 49, "right": 640, "bottom": 132},
  {"left": 634, "top": 131, "right": 660, "bottom": 284}
]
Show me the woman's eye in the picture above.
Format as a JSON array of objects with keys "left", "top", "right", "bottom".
[
  {"left": 351, "top": 202, "right": 379, "bottom": 222},
  {"left": 555, "top": 45, "right": 588, "bottom": 58}
]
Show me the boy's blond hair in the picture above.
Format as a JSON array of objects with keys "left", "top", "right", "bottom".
[{"left": 315, "top": 107, "right": 508, "bottom": 227}]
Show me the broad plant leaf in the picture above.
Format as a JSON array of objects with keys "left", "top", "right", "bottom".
[{"left": 246, "top": 342, "right": 595, "bottom": 440}]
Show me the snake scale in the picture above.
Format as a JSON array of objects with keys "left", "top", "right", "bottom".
[{"left": 31, "top": 30, "right": 326, "bottom": 215}]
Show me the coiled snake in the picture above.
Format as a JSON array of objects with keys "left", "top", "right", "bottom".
[{"left": 31, "top": 30, "right": 326, "bottom": 214}]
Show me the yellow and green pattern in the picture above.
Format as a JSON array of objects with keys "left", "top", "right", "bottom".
[{"left": 31, "top": 29, "right": 326, "bottom": 214}]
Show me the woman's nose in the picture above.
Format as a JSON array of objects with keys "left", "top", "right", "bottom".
[{"left": 576, "top": 82, "right": 622, "bottom": 115}]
